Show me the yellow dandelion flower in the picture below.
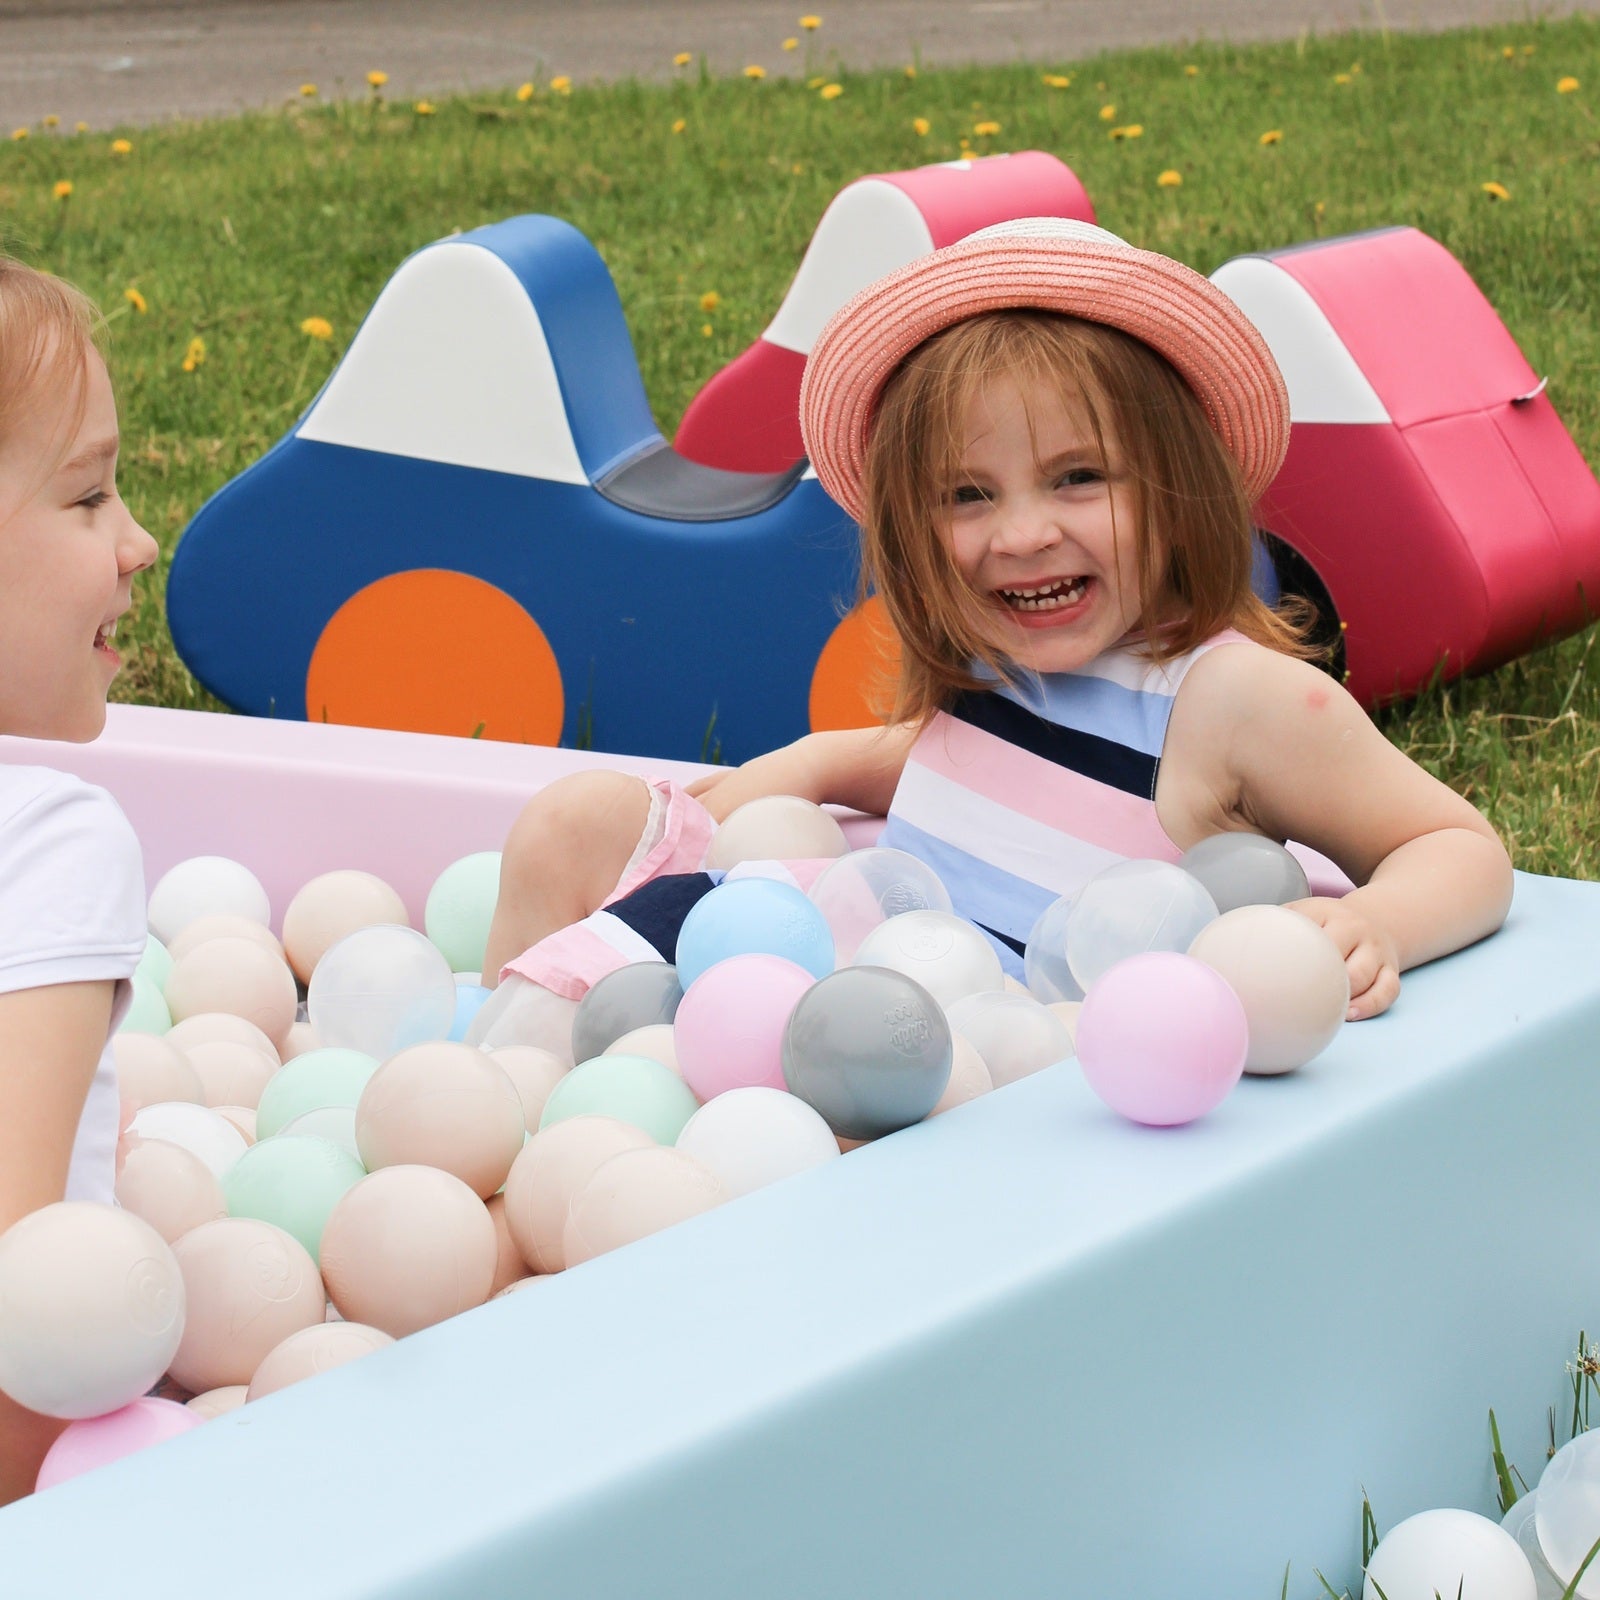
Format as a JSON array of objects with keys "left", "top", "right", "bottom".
[
  {"left": 799, "top": 14, "right": 822, "bottom": 29},
  {"left": 1334, "top": 72, "right": 1352, "bottom": 84},
  {"left": 1558, "top": 76, "right": 1580, "bottom": 93},
  {"left": 699, "top": 291, "right": 721, "bottom": 312},
  {"left": 515, "top": 82, "right": 534, "bottom": 102},
  {"left": 791, "top": 161, "right": 804, "bottom": 174},
  {"left": 124, "top": 287, "right": 147, "bottom": 313},
  {"left": 300, "top": 83, "right": 317, "bottom": 97},
  {"left": 1502, "top": 45, "right": 1516, "bottom": 58},
  {"left": 783, "top": 37, "right": 799, "bottom": 51},
  {"left": 913, "top": 116, "right": 930, "bottom": 136},
  {"left": 366, "top": 70, "right": 388, "bottom": 88},
  {"left": 744, "top": 64, "right": 767, "bottom": 80},
  {"left": 806, "top": 75, "right": 826, "bottom": 88},
  {"left": 53, "top": 179, "right": 73, "bottom": 200},
  {"left": 700, "top": 323, "right": 714, "bottom": 338},
  {"left": 819, "top": 82, "right": 843, "bottom": 100},
  {"left": 181, "top": 336, "right": 207, "bottom": 373},
  {"left": 671, "top": 117, "right": 687, "bottom": 133},
  {"left": 1258, "top": 128, "right": 1282, "bottom": 145},
  {"left": 973, "top": 119, "right": 1000, "bottom": 136},
  {"left": 550, "top": 75, "right": 571, "bottom": 93},
  {"left": 673, "top": 51, "right": 692, "bottom": 67},
  {"left": 1108, "top": 124, "right": 1143, "bottom": 139},
  {"left": 414, "top": 101, "right": 435, "bottom": 116},
  {"left": 1523, "top": 44, "right": 1535, "bottom": 55},
  {"left": 1481, "top": 180, "right": 1511, "bottom": 200},
  {"left": 110, "top": 137, "right": 132, "bottom": 155},
  {"left": 42, "top": 114, "right": 60, "bottom": 127},
  {"left": 1098, "top": 104, "right": 1115, "bottom": 121},
  {"left": 1184, "top": 64, "right": 1199, "bottom": 77},
  {"left": 11, "top": 128, "right": 28, "bottom": 142},
  {"left": 904, "top": 64, "right": 917, "bottom": 79},
  {"left": 1157, "top": 169, "right": 1182, "bottom": 187},
  {"left": 1042, "top": 74, "right": 1071, "bottom": 89},
  {"left": 300, "top": 316, "right": 333, "bottom": 340},
  {"left": 74, "top": 122, "right": 88, "bottom": 134}
]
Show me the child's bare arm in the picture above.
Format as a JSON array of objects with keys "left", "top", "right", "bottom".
[{"left": 685, "top": 723, "right": 920, "bottom": 823}]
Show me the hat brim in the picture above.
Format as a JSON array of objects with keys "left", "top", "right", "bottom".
[{"left": 798, "top": 233, "right": 1289, "bottom": 521}]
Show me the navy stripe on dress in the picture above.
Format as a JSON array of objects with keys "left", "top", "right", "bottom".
[
  {"left": 945, "top": 690, "right": 1160, "bottom": 801},
  {"left": 603, "top": 871, "right": 717, "bottom": 963}
]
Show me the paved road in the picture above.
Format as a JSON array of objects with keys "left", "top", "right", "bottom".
[{"left": 4, "top": 0, "right": 1599, "bottom": 130}]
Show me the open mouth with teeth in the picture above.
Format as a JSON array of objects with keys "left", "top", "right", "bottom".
[
  {"left": 93, "top": 619, "right": 120, "bottom": 653},
  {"left": 997, "top": 576, "right": 1091, "bottom": 614}
]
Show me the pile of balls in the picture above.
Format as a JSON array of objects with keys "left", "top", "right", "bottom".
[{"left": 0, "top": 794, "right": 1355, "bottom": 1494}]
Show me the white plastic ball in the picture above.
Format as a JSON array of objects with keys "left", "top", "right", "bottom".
[
  {"left": 147, "top": 856, "right": 271, "bottom": 946},
  {"left": 1065, "top": 859, "right": 1219, "bottom": 991},
  {"left": 852, "top": 910, "right": 1003, "bottom": 1008},
  {"left": 1363, "top": 1508, "right": 1536, "bottom": 1600},
  {"left": 0, "top": 1203, "right": 186, "bottom": 1419},
  {"left": 704, "top": 795, "right": 850, "bottom": 870},
  {"left": 128, "top": 1101, "right": 250, "bottom": 1181},
  {"left": 676, "top": 1087, "right": 839, "bottom": 1199},
  {"left": 1538, "top": 1431, "right": 1600, "bottom": 1594},
  {"left": 807, "top": 847, "right": 953, "bottom": 965},
  {"left": 307, "top": 924, "right": 456, "bottom": 1058},
  {"left": 945, "top": 991, "right": 1075, "bottom": 1088}
]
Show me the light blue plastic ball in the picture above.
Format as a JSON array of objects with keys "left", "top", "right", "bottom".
[{"left": 676, "top": 878, "right": 835, "bottom": 988}]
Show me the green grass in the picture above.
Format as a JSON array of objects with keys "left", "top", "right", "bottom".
[{"left": 3, "top": 15, "right": 1599, "bottom": 875}]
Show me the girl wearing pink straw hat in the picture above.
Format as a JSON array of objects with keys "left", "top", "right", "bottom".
[{"left": 479, "top": 220, "right": 1510, "bottom": 1043}]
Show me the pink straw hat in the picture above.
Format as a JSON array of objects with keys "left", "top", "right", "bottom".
[{"left": 799, "top": 217, "right": 1290, "bottom": 521}]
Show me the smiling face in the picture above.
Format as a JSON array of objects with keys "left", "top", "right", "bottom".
[{"left": 0, "top": 346, "right": 158, "bottom": 741}]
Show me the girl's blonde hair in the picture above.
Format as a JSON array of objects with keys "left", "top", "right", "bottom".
[
  {"left": 860, "top": 310, "right": 1317, "bottom": 727},
  {"left": 0, "top": 256, "right": 103, "bottom": 489}
]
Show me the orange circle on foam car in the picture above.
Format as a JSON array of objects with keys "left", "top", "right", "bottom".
[
  {"left": 306, "top": 570, "right": 564, "bottom": 745},
  {"left": 808, "top": 594, "right": 902, "bottom": 732}
]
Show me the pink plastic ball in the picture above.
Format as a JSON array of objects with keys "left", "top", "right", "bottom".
[
  {"left": 1075, "top": 953, "right": 1248, "bottom": 1126},
  {"left": 35, "top": 1397, "right": 203, "bottom": 1491},
  {"left": 673, "top": 954, "right": 815, "bottom": 1101}
]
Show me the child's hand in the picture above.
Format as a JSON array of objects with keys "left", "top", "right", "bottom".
[
  {"left": 1287, "top": 897, "right": 1401, "bottom": 1021},
  {"left": 684, "top": 741, "right": 821, "bottom": 824}
]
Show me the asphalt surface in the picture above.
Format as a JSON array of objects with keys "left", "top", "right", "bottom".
[{"left": 4, "top": 0, "right": 1599, "bottom": 129}]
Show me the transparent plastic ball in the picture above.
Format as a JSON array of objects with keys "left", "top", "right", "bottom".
[
  {"left": 945, "top": 991, "right": 1075, "bottom": 1088},
  {"left": 807, "top": 848, "right": 954, "bottom": 965},
  {"left": 1537, "top": 1431, "right": 1600, "bottom": 1595},
  {"left": 1023, "top": 893, "right": 1085, "bottom": 1004},
  {"left": 307, "top": 924, "right": 456, "bottom": 1059},
  {"left": 1065, "top": 859, "right": 1218, "bottom": 991},
  {"left": 1178, "top": 832, "right": 1309, "bottom": 913},
  {"left": 851, "top": 910, "right": 1003, "bottom": 1008}
]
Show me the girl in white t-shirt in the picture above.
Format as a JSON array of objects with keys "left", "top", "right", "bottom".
[{"left": 0, "top": 257, "right": 158, "bottom": 1499}]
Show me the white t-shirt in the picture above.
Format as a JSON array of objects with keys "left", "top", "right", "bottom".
[{"left": 0, "top": 765, "right": 147, "bottom": 1205}]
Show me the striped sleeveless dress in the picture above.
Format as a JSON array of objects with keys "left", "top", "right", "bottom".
[{"left": 878, "top": 631, "right": 1251, "bottom": 978}]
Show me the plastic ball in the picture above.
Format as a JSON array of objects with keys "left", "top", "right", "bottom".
[
  {"left": 354, "top": 1041, "right": 525, "bottom": 1199},
  {"left": 851, "top": 910, "right": 1003, "bottom": 1009},
  {"left": 35, "top": 1397, "right": 203, "bottom": 1491},
  {"left": 1066, "top": 859, "right": 1219, "bottom": 991},
  {"left": 676, "top": 1086, "right": 839, "bottom": 1198},
  {"left": 1178, "top": 832, "right": 1310, "bottom": 913},
  {"left": 214, "top": 1106, "right": 256, "bottom": 1144},
  {"left": 278, "top": 1021, "right": 324, "bottom": 1062},
  {"left": 563, "top": 1146, "right": 725, "bottom": 1267},
  {"left": 112, "top": 1033, "right": 204, "bottom": 1113},
  {"left": 606, "top": 1024, "right": 680, "bottom": 1077},
  {"left": 168, "top": 914, "right": 285, "bottom": 964},
  {"left": 167, "top": 1012, "right": 280, "bottom": 1063},
  {"left": 1500, "top": 1494, "right": 1564, "bottom": 1591},
  {"left": 502, "top": 1116, "right": 656, "bottom": 1274},
  {"left": 484, "top": 1195, "right": 528, "bottom": 1296},
  {"left": 164, "top": 937, "right": 297, "bottom": 1048},
  {"left": 1363, "top": 1508, "right": 1536, "bottom": 1600},
  {"left": 246, "top": 1321, "right": 394, "bottom": 1402},
  {"left": 184, "top": 1038, "right": 279, "bottom": 1111},
  {"left": 807, "top": 847, "right": 954, "bottom": 965},
  {"left": 945, "top": 991, "right": 1075, "bottom": 1088},
  {"left": 319, "top": 1165, "right": 496, "bottom": 1337},
  {"left": 464, "top": 975, "right": 580, "bottom": 1063},
  {"left": 135, "top": 935, "right": 173, "bottom": 993},
  {"left": 307, "top": 924, "right": 457, "bottom": 1058},
  {"left": 1537, "top": 1431, "right": 1600, "bottom": 1595},
  {"left": 782, "top": 966, "right": 953, "bottom": 1140},
  {"left": 255, "top": 1047, "right": 380, "bottom": 1140},
  {"left": 1187, "top": 905, "right": 1349, "bottom": 1074},
  {"left": 128, "top": 1102, "right": 249, "bottom": 1181},
  {"left": 1023, "top": 893, "right": 1085, "bottom": 1004},
  {"left": 185, "top": 1386, "right": 248, "bottom": 1419},
  {"left": 488, "top": 1045, "right": 569, "bottom": 1131},
  {"left": 539, "top": 1054, "right": 701, "bottom": 1145},
  {"left": 675, "top": 877, "right": 835, "bottom": 988},
  {"left": 168, "top": 1218, "right": 324, "bottom": 1392},
  {"left": 1075, "top": 953, "right": 1248, "bottom": 1126},
  {"left": 147, "top": 855, "right": 271, "bottom": 946},
  {"left": 449, "top": 981, "right": 492, "bottom": 1042},
  {"left": 280, "top": 1106, "right": 362, "bottom": 1162},
  {"left": 0, "top": 1203, "right": 186, "bottom": 1419},
  {"left": 282, "top": 870, "right": 410, "bottom": 984},
  {"left": 118, "top": 973, "right": 172, "bottom": 1035},
  {"left": 115, "top": 1137, "right": 228, "bottom": 1243},
  {"left": 424, "top": 851, "right": 502, "bottom": 975},
  {"left": 222, "top": 1135, "right": 367, "bottom": 1263},
  {"left": 674, "top": 954, "right": 815, "bottom": 1100},
  {"left": 929, "top": 1035, "right": 993, "bottom": 1115},
  {"left": 571, "top": 962, "right": 684, "bottom": 1064},
  {"left": 703, "top": 795, "right": 850, "bottom": 870}
]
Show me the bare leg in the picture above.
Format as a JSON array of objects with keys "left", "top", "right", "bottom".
[{"left": 481, "top": 770, "right": 653, "bottom": 987}]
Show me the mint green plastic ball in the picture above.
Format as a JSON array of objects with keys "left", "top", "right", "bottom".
[
  {"left": 538, "top": 1054, "right": 700, "bottom": 1144},
  {"left": 255, "top": 1048, "right": 380, "bottom": 1141},
  {"left": 424, "top": 852, "right": 502, "bottom": 975},
  {"left": 222, "top": 1135, "right": 366, "bottom": 1263},
  {"left": 118, "top": 973, "right": 172, "bottom": 1035},
  {"left": 136, "top": 935, "right": 173, "bottom": 993}
]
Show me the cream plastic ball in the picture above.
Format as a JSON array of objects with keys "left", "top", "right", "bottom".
[
  {"left": 115, "top": 1137, "right": 228, "bottom": 1243},
  {"left": 703, "top": 795, "right": 850, "bottom": 871},
  {"left": 168, "top": 1218, "right": 325, "bottom": 1393},
  {"left": 354, "top": 1041, "right": 525, "bottom": 1199},
  {"left": 148, "top": 856, "right": 271, "bottom": 946},
  {"left": 501, "top": 1115, "right": 655, "bottom": 1274},
  {"left": 1047, "top": 1000, "right": 1082, "bottom": 1046},
  {"left": 128, "top": 1102, "right": 250, "bottom": 1182},
  {"left": 164, "top": 939, "right": 298, "bottom": 1048},
  {"left": 112, "top": 1033, "right": 204, "bottom": 1112},
  {"left": 245, "top": 1321, "right": 395, "bottom": 1401},
  {"left": 676, "top": 1087, "right": 838, "bottom": 1199},
  {"left": 1363, "top": 1508, "right": 1536, "bottom": 1600},
  {"left": 605, "top": 1024, "right": 681, "bottom": 1077},
  {"left": 214, "top": 1106, "right": 257, "bottom": 1144},
  {"left": 485, "top": 1195, "right": 528, "bottom": 1296},
  {"left": 929, "top": 1035, "right": 994, "bottom": 1116},
  {"left": 320, "top": 1165, "right": 496, "bottom": 1337},
  {"left": 0, "top": 1203, "right": 186, "bottom": 1419},
  {"left": 282, "top": 871, "right": 410, "bottom": 985},
  {"left": 168, "top": 915, "right": 285, "bottom": 964},
  {"left": 167, "top": 1012, "right": 281, "bottom": 1063},
  {"left": 1188, "top": 904, "right": 1350, "bottom": 1075},
  {"left": 278, "top": 1021, "right": 325, "bottom": 1062},
  {"left": 185, "top": 1385, "right": 248, "bottom": 1419},
  {"left": 852, "top": 911, "right": 1004, "bottom": 1008},
  {"left": 184, "top": 1039, "right": 279, "bottom": 1111},
  {"left": 563, "top": 1146, "right": 725, "bottom": 1266},
  {"left": 488, "top": 1045, "right": 570, "bottom": 1132},
  {"left": 946, "top": 991, "right": 1074, "bottom": 1088}
]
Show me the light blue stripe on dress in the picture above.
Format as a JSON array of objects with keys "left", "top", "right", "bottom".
[{"left": 990, "top": 670, "right": 1176, "bottom": 759}]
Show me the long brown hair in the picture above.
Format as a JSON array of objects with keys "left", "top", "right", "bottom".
[{"left": 859, "top": 310, "right": 1316, "bottom": 727}]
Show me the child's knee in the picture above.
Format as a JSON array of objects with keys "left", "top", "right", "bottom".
[{"left": 504, "top": 771, "right": 650, "bottom": 885}]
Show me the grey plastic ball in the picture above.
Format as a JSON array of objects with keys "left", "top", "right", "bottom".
[
  {"left": 570, "top": 962, "right": 684, "bottom": 1065},
  {"left": 781, "top": 966, "right": 952, "bottom": 1141},
  {"left": 1178, "top": 834, "right": 1310, "bottom": 914}
]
